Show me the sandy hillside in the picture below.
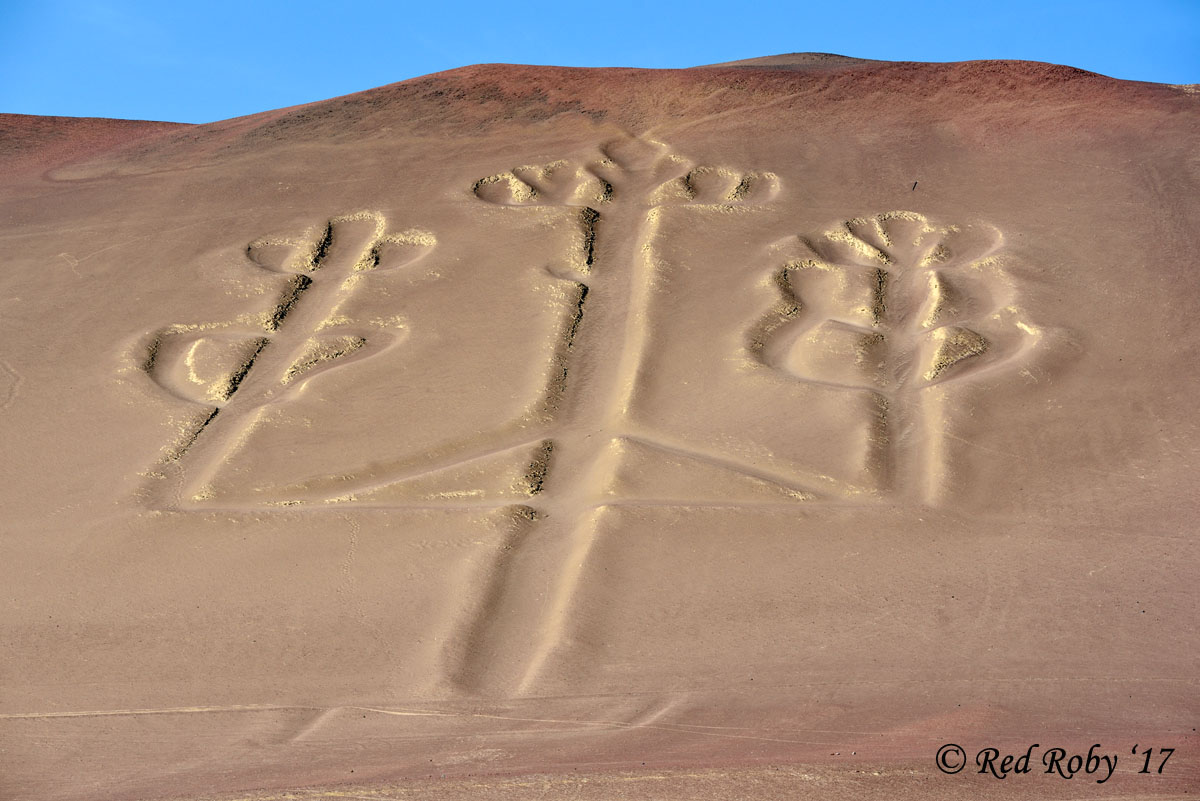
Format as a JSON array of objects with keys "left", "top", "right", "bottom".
[{"left": 1, "top": 55, "right": 1197, "bottom": 800}]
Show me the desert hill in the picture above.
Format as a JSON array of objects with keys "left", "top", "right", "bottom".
[{"left": 1, "top": 55, "right": 1197, "bottom": 801}]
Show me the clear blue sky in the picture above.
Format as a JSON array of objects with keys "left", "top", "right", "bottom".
[{"left": 2, "top": 0, "right": 1197, "bottom": 124}]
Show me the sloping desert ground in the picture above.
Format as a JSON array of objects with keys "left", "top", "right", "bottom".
[{"left": 1, "top": 54, "right": 1198, "bottom": 800}]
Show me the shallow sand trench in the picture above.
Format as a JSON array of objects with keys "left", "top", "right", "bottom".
[{"left": 1, "top": 54, "right": 1197, "bottom": 800}]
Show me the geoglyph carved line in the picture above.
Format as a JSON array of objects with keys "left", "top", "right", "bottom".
[
  {"left": 139, "top": 212, "right": 435, "bottom": 507},
  {"left": 751, "top": 210, "right": 1053, "bottom": 504},
  {"left": 650, "top": 166, "right": 780, "bottom": 206},
  {"left": 442, "top": 503, "right": 541, "bottom": 693},
  {"left": 0, "top": 359, "right": 21, "bottom": 411},
  {"left": 456, "top": 137, "right": 799, "bottom": 695}
]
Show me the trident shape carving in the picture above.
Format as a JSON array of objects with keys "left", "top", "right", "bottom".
[{"left": 457, "top": 136, "right": 785, "bottom": 692}]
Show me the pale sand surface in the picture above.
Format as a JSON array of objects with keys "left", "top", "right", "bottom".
[{"left": 1, "top": 56, "right": 1197, "bottom": 799}]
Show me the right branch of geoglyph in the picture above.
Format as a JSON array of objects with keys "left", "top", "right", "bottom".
[{"left": 751, "top": 210, "right": 1048, "bottom": 503}]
